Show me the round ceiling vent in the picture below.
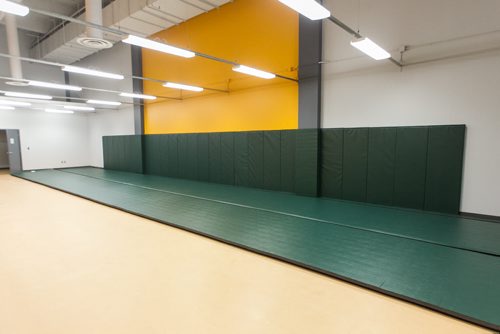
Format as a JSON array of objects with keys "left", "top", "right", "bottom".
[{"left": 76, "top": 37, "right": 113, "bottom": 49}]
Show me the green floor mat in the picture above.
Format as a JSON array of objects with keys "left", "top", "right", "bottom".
[
  {"left": 14, "top": 169, "right": 500, "bottom": 330},
  {"left": 60, "top": 167, "right": 500, "bottom": 256}
]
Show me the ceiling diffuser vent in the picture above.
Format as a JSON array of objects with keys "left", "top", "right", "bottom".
[{"left": 76, "top": 37, "right": 113, "bottom": 49}]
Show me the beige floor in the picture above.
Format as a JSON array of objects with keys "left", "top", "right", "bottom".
[{"left": 0, "top": 171, "right": 494, "bottom": 334}]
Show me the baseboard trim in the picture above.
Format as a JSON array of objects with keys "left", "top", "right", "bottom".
[{"left": 460, "top": 212, "right": 500, "bottom": 223}]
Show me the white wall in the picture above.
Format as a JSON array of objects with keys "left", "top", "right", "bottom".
[
  {"left": 0, "top": 25, "right": 91, "bottom": 170},
  {"left": 0, "top": 109, "right": 90, "bottom": 170},
  {"left": 70, "top": 43, "right": 136, "bottom": 167},
  {"left": 0, "top": 25, "right": 135, "bottom": 169},
  {"left": 88, "top": 108, "right": 135, "bottom": 167},
  {"left": 322, "top": 0, "right": 500, "bottom": 216}
]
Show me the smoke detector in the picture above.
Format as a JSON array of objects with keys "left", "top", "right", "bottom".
[{"left": 76, "top": 37, "right": 113, "bottom": 49}]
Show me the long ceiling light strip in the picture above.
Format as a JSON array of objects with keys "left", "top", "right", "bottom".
[
  {"left": 87, "top": 99, "right": 122, "bottom": 106},
  {"left": 64, "top": 105, "right": 95, "bottom": 111},
  {"left": 119, "top": 92, "right": 157, "bottom": 100},
  {"left": 0, "top": 0, "right": 29, "bottom": 16},
  {"left": 45, "top": 108, "right": 74, "bottom": 114},
  {"left": 28, "top": 80, "right": 82, "bottom": 91},
  {"left": 163, "top": 82, "right": 204, "bottom": 92},
  {"left": 4, "top": 91, "right": 52, "bottom": 100},
  {"left": 0, "top": 99, "right": 31, "bottom": 106},
  {"left": 277, "top": 0, "right": 330, "bottom": 20},
  {"left": 62, "top": 66, "right": 124, "bottom": 80},
  {"left": 233, "top": 65, "right": 276, "bottom": 79},
  {"left": 0, "top": 106, "right": 15, "bottom": 110},
  {"left": 350, "top": 37, "right": 391, "bottom": 60},
  {"left": 123, "top": 35, "right": 195, "bottom": 58}
]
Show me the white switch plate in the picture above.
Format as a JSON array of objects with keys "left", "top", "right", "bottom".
[{"left": 9, "top": 138, "right": 15, "bottom": 144}]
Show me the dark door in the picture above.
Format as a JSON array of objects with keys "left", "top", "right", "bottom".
[{"left": 6, "top": 129, "right": 22, "bottom": 172}]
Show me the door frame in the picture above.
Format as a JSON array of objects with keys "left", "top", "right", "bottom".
[{"left": 2, "top": 129, "right": 23, "bottom": 172}]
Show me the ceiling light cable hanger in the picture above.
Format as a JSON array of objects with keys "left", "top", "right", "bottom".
[
  {"left": 0, "top": 53, "right": 227, "bottom": 94},
  {"left": 0, "top": 75, "right": 182, "bottom": 101},
  {"left": 278, "top": 0, "right": 402, "bottom": 67},
  {"left": 27, "top": 7, "right": 298, "bottom": 83}
]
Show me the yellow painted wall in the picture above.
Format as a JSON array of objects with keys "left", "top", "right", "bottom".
[{"left": 142, "top": 0, "right": 298, "bottom": 134}]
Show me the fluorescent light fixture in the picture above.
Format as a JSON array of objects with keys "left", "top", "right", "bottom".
[
  {"left": 350, "top": 37, "right": 391, "bottom": 60},
  {"left": 277, "top": 0, "right": 330, "bottom": 20},
  {"left": 0, "top": 0, "right": 29, "bottom": 16},
  {"left": 4, "top": 92, "right": 52, "bottom": 100},
  {"left": 45, "top": 108, "right": 74, "bottom": 114},
  {"left": 163, "top": 82, "right": 204, "bottom": 92},
  {"left": 0, "top": 106, "right": 15, "bottom": 110},
  {"left": 62, "top": 66, "right": 124, "bottom": 80},
  {"left": 28, "top": 80, "right": 82, "bottom": 91},
  {"left": 232, "top": 65, "right": 276, "bottom": 79},
  {"left": 87, "top": 99, "right": 122, "bottom": 106},
  {"left": 0, "top": 99, "right": 31, "bottom": 106},
  {"left": 64, "top": 105, "right": 95, "bottom": 111},
  {"left": 123, "top": 35, "right": 195, "bottom": 58},
  {"left": 119, "top": 92, "right": 157, "bottom": 100}
]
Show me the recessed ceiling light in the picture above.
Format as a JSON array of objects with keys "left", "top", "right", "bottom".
[
  {"left": 4, "top": 92, "right": 53, "bottom": 100},
  {"left": 45, "top": 108, "right": 74, "bottom": 114},
  {"left": 87, "top": 99, "right": 122, "bottom": 106},
  {"left": 163, "top": 82, "right": 204, "bottom": 92},
  {"left": 350, "top": 37, "right": 391, "bottom": 60},
  {"left": 119, "top": 92, "right": 157, "bottom": 100},
  {"left": 62, "top": 66, "right": 124, "bottom": 80},
  {"left": 0, "top": 99, "right": 31, "bottom": 106},
  {"left": 232, "top": 65, "right": 276, "bottom": 79},
  {"left": 28, "top": 80, "right": 82, "bottom": 91},
  {"left": 0, "top": 0, "right": 29, "bottom": 17},
  {"left": 122, "top": 35, "right": 195, "bottom": 58},
  {"left": 277, "top": 0, "right": 330, "bottom": 20},
  {"left": 63, "top": 105, "right": 95, "bottom": 111}
]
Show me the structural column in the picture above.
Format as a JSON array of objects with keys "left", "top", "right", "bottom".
[{"left": 131, "top": 45, "right": 144, "bottom": 135}]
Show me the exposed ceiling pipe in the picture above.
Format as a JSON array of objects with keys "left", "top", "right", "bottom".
[
  {"left": 4, "top": 13, "right": 28, "bottom": 86},
  {"left": 86, "top": 0, "right": 103, "bottom": 39},
  {"left": 77, "top": 0, "right": 112, "bottom": 49}
]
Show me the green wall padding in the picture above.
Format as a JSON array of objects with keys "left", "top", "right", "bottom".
[
  {"left": 178, "top": 134, "right": 189, "bottom": 179},
  {"left": 209, "top": 133, "right": 222, "bottom": 183},
  {"left": 197, "top": 133, "right": 209, "bottom": 182},
  {"left": 186, "top": 135, "right": 198, "bottom": 180},
  {"left": 393, "top": 127, "right": 428, "bottom": 210},
  {"left": 167, "top": 135, "right": 178, "bottom": 177},
  {"left": 280, "top": 130, "right": 295, "bottom": 192},
  {"left": 143, "top": 135, "right": 160, "bottom": 175},
  {"left": 102, "top": 135, "right": 143, "bottom": 174},
  {"left": 294, "top": 129, "right": 319, "bottom": 196},
  {"left": 103, "top": 125, "right": 463, "bottom": 212},
  {"left": 248, "top": 131, "right": 264, "bottom": 189},
  {"left": 220, "top": 133, "right": 235, "bottom": 185},
  {"left": 234, "top": 132, "right": 249, "bottom": 187},
  {"left": 366, "top": 127, "right": 397, "bottom": 205},
  {"left": 342, "top": 128, "right": 368, "bottom": 202},
  {"left": 115, "top": 129, "right": 318, "bottom": 195},
  {"left": 263, "top": 131, "right": 281, "bottom": 191},
  {"left": 319, "top": 125, "right": 465, "bottom": 214},
  {"left": 320, "top": 128, "right": 343, "bottom": 198},
  {"left": 424, "top": 125, "right": 465, "bottom": 213},
  {"left": 102, "top": 136, "right": 112, "bottom": 170}
]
